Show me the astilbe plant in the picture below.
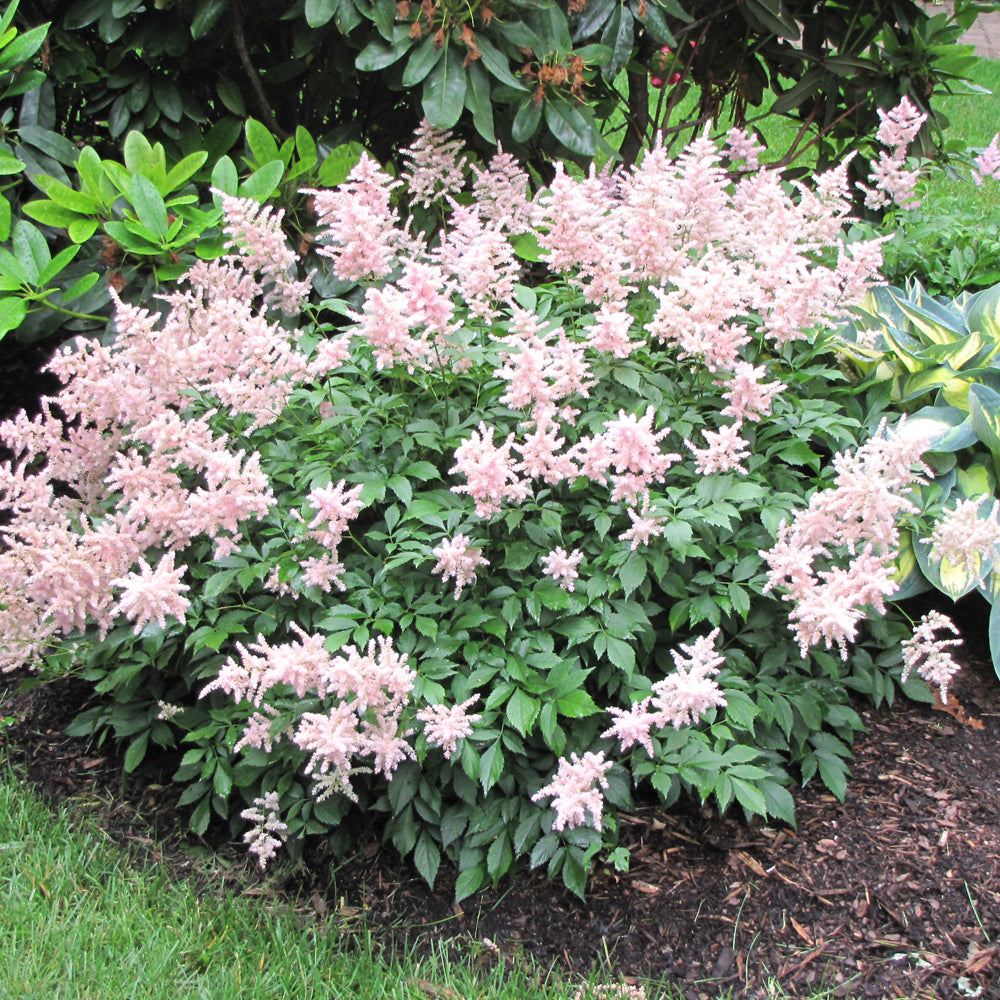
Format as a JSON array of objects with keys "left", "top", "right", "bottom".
[{"left": 0, "top": 123, "right": 948, "bottom": 899}]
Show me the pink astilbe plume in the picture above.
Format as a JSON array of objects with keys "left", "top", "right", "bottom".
[
  {"left": 575, "top": 407, "right": 680, "bottom": 504},
  {"left": 435, "top": 205, "right": 519, "bottom": 321},
  {"left": 431, "top": 534, "right": 490, "bottom": 598},
  {"left": 541, "top": 546, "right": 585, "bottom": 591},
  {"left": 471, "top": 145, "right": 534, "bottom": 234},
  {"left": 686, "top": 423, "right": 751, "bottom": 475},
  {"left": 601, "top": 631, "right": 727, "bottom": 754},
  {"left": 618, "top": 503, "right": 666, "bottom": 550},
  {"left": 400, "top": 119, "right": 469, "bottom": 208},
  {"left": 307, "top": 154, "right": 407, "bottom": 281},
  {"left": 216, "top": 191, "right": 312, "bottom": 313},
  {"left": 240, "top": 792, "right": 288, "bottom": 869},
  {"left": 901, "top": 611, "right": 962, "bottom": 701},
  {"left": 859, "top": 96, "right": 928, "bottom": 209},
  {"left": 417, "top": 696, "right": 482, "bottom": 759},
  {"left": 494, "top": 309, "right": 594, "bottom": 422},
  {"left": 724, "top": 127, "right": 764, "bottom": 169},
  {"left": 923, "top": 497, "right": 1000, "bottom": 581},
  {"left": 719, "top": 362, "right": 786, "bottom": 421},
  {"left": 110, "top": 551, "right": 191, "bottom": 634},
  {"left": 973, "top": 134, "right": 1000, "bottom": 185},
  {"left": 532, "top": 751, "right": 613, "bottom": 832},
  {"left": 651, "top": 628, "right": 728, "bottom": 728},
  {"left": 450, "top": 423, "right": 531, "bottom": 517},
  {"left": 762, "top": 421, "right": 930, "bottom": 658},
  {"left": 534, "top": 162, "right": 630, "bottom": 305}
]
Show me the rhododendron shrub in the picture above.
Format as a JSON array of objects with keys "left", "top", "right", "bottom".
[{"left": 0, "top": 125, "right": 941, "bottom": 899}]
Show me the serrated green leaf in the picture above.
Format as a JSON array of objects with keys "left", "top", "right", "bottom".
[{"left": 413, "top": 830, "right": 441, "bottom": 887}]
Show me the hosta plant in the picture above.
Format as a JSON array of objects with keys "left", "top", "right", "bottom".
[
  {"left": 835, "top": 278, "right": 1000, "bottom": 676},
  {"left": 1, "top": 121, "right": 962, "bottom": 900}
]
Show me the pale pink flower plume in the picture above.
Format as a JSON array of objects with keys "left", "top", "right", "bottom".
[
  {"left": 618, "top": 506, "right": 666, "bottom": 551},
  {"left": 417, "top": 695, "right": 482, "bottom": 759},
  {"left": 686, "top": 423, "right": 751, "bottom": 475},
  {"left": 650, "top": 628, "right": 727, "bottom": 729},
  {"left": 576, "top": 407, "right": 679, "bottom": 504},
  {"left": 901, "top": 611, "right": 962, "bottom": 702},
  {"left": 601, "top": 698, "right": 658, "bottom": 756},
  {"left": 922, "top": 497, "right": 1000, "bottom": 580},
  {"left": 972, "top": 134, "right": 1000, "bottom": 185},
  {"left": 724, "top": 127, "right": 764, "bottom": 170},
  {"left": 762, "top": 420, "right": 931, "bottom": 659},
  {"left": 534, "top": 162, "right": 630, "bottom": 306},
  {"left": 306, "top": 480, "right": 364, "bottom": 549},
  {"left": 435, "top": 205, "right": 519, "bottom": 321},
  {"left": 541, "top": 546, "right": 585, "bottom": 591},
  {"left": 307, "top": 154, "right": 406, "bottom": 281},
  {"left": 450, "top": 423, "right": 531, "bottom": 518},
  {"left": 216, "top": 191, "right": 311, "bottom": 314},
  {"left": 111, "top": 551, "right": 191, "bottom": 634},
  {"left": 532, "top": 750, "right": 613, "bottom": 832},
  {"left": 471, "top": 145, "right": 534, "bottom": 234},
  {"left": 240, "top": 791, "right": 288, "bottom": 869},
  {"left": 400, "top": 119, "right": 469, "bottom": 208},
  {"left": 719, "top": 362, "right": 786, "bottom": 422},
  {"left": 860, "top": 96, "right": 928, "bottom": 209},
  {"left": 431, "top": 534, "right": 490, "bottom": 599}
]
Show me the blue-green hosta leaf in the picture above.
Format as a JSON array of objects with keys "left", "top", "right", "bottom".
[
  {"left": 965, "top": 280, "right": 1000, "bottom": 342},
  {"left": 888, "top": 285, "right": 967, "bottom": 344},
  {"left": 991, "top": 598, "right": 1000, "bottom": 682},
  {"left": 893, "top": 405, "right": 977, "bottom": 453},
  {"left": 890, "top": 528, "right": 932, "bottom": 602},
  {"left": 968, "top": 383, "right": 1000, "bottom": 460}
]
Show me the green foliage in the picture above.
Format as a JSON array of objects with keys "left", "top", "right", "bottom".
[
  {"left": 30, "top": 130, "right": 941, "bottom": 902},
  {"left": 10, "top": 0, "right": 993, "bottom": 173},
  {"left": 834, "top": 279, "right": 1000, "bottom": 674},
  {"left": 0, "top": 114, "right": 365, "bottom": 343},
  {"left": 870, "top": 201, "right": 1000, "bottom": 296}
]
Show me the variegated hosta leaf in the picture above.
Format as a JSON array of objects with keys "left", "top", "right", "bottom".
[{"left": 912, "top": 532, "right": 986, "bottom": 602}]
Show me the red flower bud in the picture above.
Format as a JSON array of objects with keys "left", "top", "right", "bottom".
[{"left": 650, "top": 77, "right": 664, "bottom": 88}]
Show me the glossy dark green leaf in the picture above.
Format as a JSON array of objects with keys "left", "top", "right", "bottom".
[
  {"left": 191, "top": 0, "right": 227, "bottom": 38},
  {"left": 742, "top": 0, "right": 800, "bottom": 39},
  {"left": 12, "top": 220, "right": 49, "bottom": 284},
  {"left": 543, "top": 97, "right": 597, "bottom": 156},
  {"left": 422, "top": 46, "right": 468, "bottom": 130},
  {"left": 402, "top": 34, "right": 445, "bottom": 87},
  {"left": 512, "top": 97, "right": 542, "bottom": 142},
  {"left": 152, "top": 78, "right": 183, "bottom": 123},
  {"left": 216, "top": 77, "right": 246, "bottom": 116},
  {"left": 573, "top": 0, "right": 616, "bottom": 39},
  {"left": 305, "top": 0, "right": 340, "bottom": 28},
  {"left": 356, "top": 32, "right": 411, "bottom": 72},
  {"left": 475, "top": 34, "right": 529, "bottom": 91}
]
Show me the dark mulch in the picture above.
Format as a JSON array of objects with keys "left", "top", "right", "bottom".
[{"left": 1, "top": 341, "right": 998, "bottom": 999}]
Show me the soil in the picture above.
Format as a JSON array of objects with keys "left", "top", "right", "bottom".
[{"left": 1, "top": 349, "right": 999, "bottom": 1000}]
